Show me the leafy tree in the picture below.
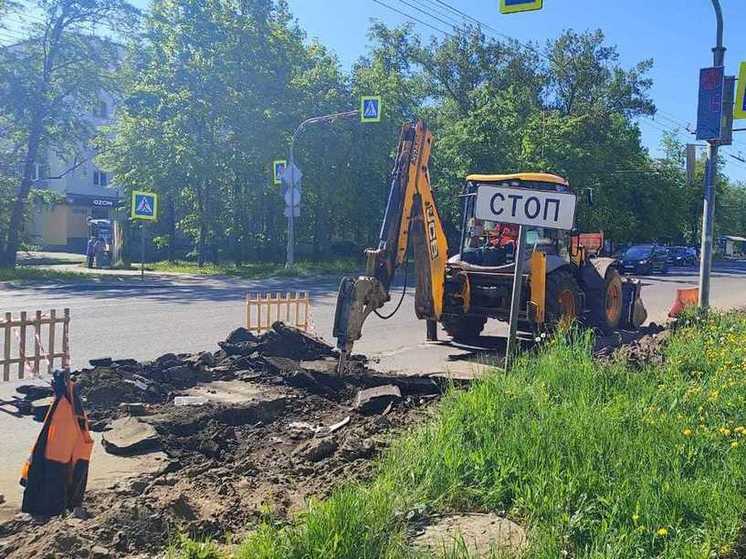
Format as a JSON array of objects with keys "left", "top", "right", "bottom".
[
  {"left": 0, "top": 0, "right": 139, "bottom": 267},
  {"left": 92, "top": 13, "right": 743, "bottom": 264}
]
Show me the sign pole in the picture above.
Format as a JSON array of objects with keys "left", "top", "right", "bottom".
[
  {"left": 505, "top": 226, "right": 527, "bottom": 371},
  {"left": 287, "top": 143, "right": 296, "bottom": 268},
  {"left": 283, "top": 109, "right": 362, "bottom": 268},
  {"left": 699, "top": 0, "right": 725, "bottom": 310},
  {"left": 141, "top": 223, "right": 145, "bottom": 281}
]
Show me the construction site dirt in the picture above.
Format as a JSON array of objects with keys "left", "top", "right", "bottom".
[
  {"left": 0, "top": 323, "right": 454, "bottom": 559},
  {"left": 0, "top": 321, "right": 671, "bottom": 559}
]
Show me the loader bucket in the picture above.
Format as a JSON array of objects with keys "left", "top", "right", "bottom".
[{"left": 621, "top": 279, "right": 647, "bottom": 329}]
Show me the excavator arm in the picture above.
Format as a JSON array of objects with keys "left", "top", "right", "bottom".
[{"left": 333, "top": 120, "right": 448, "bottom": 371}]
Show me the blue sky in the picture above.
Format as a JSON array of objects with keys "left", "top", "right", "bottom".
[{"left": 4, "top": 0, "right": 744, "bottom": 180}]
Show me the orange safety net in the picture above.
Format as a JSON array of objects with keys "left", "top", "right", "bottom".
[{"left": 20, "top": 371, "right": 93, "bottom": 516}]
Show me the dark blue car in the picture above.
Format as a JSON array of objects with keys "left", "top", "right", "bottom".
[{"left": 621, "top": 244, "right": 669, "bottom": 275}]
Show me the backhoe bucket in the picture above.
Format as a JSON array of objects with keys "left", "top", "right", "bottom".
[{"left": 621, "top": 278, "right": 647, "bottom": 329}]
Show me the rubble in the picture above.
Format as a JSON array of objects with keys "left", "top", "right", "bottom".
[
  {"left": 15, "top": 385, "right": 53, "bottom": 401},
  {"left": 0, "top": 322, "right": 450, "bottom": 559},
  {"left": 118, "top": 402, "right": 146, "bottom": 416},
  {"left": 258, "top": 322, "right": 336, "bottom": 360},
  {"left": 101, "top": 417, "right": 160, "bottom": 456},
  {"left": 354, "top": 385, "right": 402, "bottom": 414},
  {"left": 593, "top": 323, "right": 670, "bottom": 368},
  {"left": 295, "top": 438, "right": 338, "bottom": 462}
]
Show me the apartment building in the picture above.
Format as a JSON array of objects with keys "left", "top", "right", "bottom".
[{"left": 28, "top": 95, "right": 121, "bottom": 253}]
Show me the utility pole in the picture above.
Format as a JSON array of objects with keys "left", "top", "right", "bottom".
[
  {"left": 285, "top": 109, "right": 359, "bottom": 267},
  {"left": 698, "top": 0, "right": 725, "bottom": 309}
]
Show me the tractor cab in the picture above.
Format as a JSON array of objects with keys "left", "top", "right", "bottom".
[
  {"left": 455, "top": 173, "right": 573, "bottom": 269},
  {"left": 441, "top": 171, "right": 645, "bottom": 341}
]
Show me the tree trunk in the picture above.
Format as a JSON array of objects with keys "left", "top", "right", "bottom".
[
  {"left": 196, "top": 182, "right": 207, "bottom": 267},
  {"left": 232, "top": 180, "right": 243, "bottom": 264},
  {"left": 197, "top": 219, "right": 206, "bottom": 267},
  {"left": 166, "top": 197, "right": 176, "bottom": 262},
  {"left": 1, "top": 115, "right": 43, "bottom": 268}
]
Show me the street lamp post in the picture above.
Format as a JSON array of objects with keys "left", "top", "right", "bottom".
[
  {"left": 285, "top": 109, "right": 360, "bottom": 267},
  {"left": 698, "top": 0, "right": 725, "bottom": 309}
]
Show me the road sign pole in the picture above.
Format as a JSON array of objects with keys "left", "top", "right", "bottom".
[
  {"left": 699, "top": 0, "right": 725, "bottom": 310},
  {"left": 505, "top": 226, "right": 527, "bottom": 371},
  {"left": 141, "top": 223, "right": 145, "bottom": 282},
  {"left": 287, "top": 142, "right": 296, "bottom": 267},
  {"left": 284, "top": 109, "right": 361, "bottom": 268}
]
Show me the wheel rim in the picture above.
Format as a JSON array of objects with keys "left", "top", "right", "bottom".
[
  {"left": 605, "top": 281, "right": 622, "bottom": 324},
  {"left": 558, "top": 289, "right": 576, "bottom": 319}
]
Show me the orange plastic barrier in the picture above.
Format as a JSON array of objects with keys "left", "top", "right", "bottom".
[{"left": 668, "top": 287, "right": 699, "bottom": 318}]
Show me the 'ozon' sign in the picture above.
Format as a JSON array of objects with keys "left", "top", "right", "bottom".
[{"left": 474, "top": 185, "right": 576, "bottom": 231}]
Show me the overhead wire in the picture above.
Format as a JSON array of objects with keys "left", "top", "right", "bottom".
[
  {"left": 371, "top": 0, "right": 454, "bottom": 38},
  {"left": 391, "top": 0, "right": 462, "bottom": 34},
  {"left": 413, "top": 0, "right": 463, "bottom": 26}
]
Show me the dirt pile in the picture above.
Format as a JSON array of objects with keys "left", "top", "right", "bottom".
[
  {"left": 593, "top": 322, "right": 670, "bottom": 367},
  {"left": 0, "top": 323, "right": 449, "bottom": 559}
]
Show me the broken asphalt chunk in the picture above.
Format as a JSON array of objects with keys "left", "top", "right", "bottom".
[
  {"left": 225, "top": 327, "right": 259, "bottom": 344},
  {"left": 16, "top": 384, "right": 53, "bottom": 401},
  {"left": 89, "top": 357, "right": 113, "bottom": 368},
  {"left": 102, "top": 416, "right": 160, "bottom": 456},
  {"left": 260, "top": 322, "right": 336, "bottom": 361},
  {"left": 354, "top": 385, "right": 401, "bottom": 415}
]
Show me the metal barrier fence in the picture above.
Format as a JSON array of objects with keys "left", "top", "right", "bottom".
[
  {"left": 1, "top": 309, "right": 70, "bottom": 381},
  {"left": 246, "top": 292, "right": 310, "bottom": 333}
]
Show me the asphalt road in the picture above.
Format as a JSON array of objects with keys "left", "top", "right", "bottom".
[{"left": 2, "top": 261, "right": 746, "bottom": 376}]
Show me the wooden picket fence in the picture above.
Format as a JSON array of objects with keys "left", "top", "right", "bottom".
[
  {"left": 246, "top": 292, "right": 310, "bottom": 334},
  {"left": 1, "top": 309, "right": 70, "bottom": 382}
]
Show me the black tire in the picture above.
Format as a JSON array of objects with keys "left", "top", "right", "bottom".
[
  {"left": 590, "top": 268, "right": 624, "bottom": 333},
  {"left": 545, "top": 269, "right": 583, "bottom": 326},
  {"left": 442, "top": 315, "right": 487, "bottom": 342}
]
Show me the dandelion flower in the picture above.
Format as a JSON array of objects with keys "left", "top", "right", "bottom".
[
  {"left": 682, "top": 428, "right": 693, "bottom": 437},
  {"left": 656, "top": 527, "right": 668, "bottom": 537},
  {"left": 731, "top": 441, "right": 739, "bottom": 449}
]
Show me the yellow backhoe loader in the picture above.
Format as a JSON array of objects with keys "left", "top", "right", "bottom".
[{"left": 333, "top": 120, "right": 647, "bottom": 370}]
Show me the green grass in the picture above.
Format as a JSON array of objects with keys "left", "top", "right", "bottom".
[
  {"left": 147, "top": 259, "right": 359, "bottom": 279},
  {"left": 176, "top": 312, "right": 746, "bottom": 559},
  {"left": 166, "top": 536, "right": 225, "bottom": 559},
  {"left": 0, "top": 266, "right": 98, "bottom": 283}
]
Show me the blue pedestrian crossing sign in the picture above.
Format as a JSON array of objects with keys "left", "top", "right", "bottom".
[
  {"left": 273, "top": 160, "right": 287, "bottom": 185},
  {"left": 500, "top": 0, "right": 542, "bottom": 14},
  {"left": 131, "top": 190, "right": 158, "bottom": 221},
  {"left": 360, "top": 96, "right": 382, "bottom": 123}
]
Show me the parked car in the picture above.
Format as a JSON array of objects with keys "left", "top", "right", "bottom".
[
  {"left": 620, "top": 244, "right": 669, "bottom": 275},
  {"left": 668, "top": 246, "right": 697, "bottom": 267}
]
